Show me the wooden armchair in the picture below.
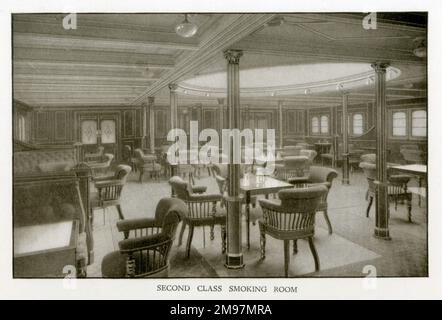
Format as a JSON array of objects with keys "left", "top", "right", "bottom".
[
  {"left": 122, "top": 145, "right": 137, "bottom": 172},
  {"left": 84, "top": 146, "right": 104, "bottom": 162},
  {"left": 300, "top": 149, "right": 317, "bottom": 163},
  {"left": 169, "top": 176, "right": 226, "bottom": 258},
  {"left": 359, "top": 157, "right": 412, "bottom": 222},
  {"left": 258, "top": 185, "right": 328, "bottom": 277},
  {"left": 280, "top": 145, "right": 302, "bottom": 158},
  {"left": 400, "top": 148, "right": 425, "bottom": 164},
  {"left": 86, "top": 153, "right": 114, "bottom": 177},
  {"left": 101, "top": 197, "right": 187, "bottom": 277},
  {"left": 134, "top": 148, "right": 162, "bottom": 182},
  {"left": 275, "top": 156, "right": 311, "bottom": 185},
  {"left": 90, "top": 164, "right": 131, "bottom": 226},
  {"left": 299, "top": 166, "right": 338, "bottom": 234}
]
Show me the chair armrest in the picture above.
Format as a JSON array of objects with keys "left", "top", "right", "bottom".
[
  {"left": 93, "top": 175, "right": 115, "bottom": 182},
  {"left": 95, "top": 179, "right": 123, "bottom": 189},
  {"left": 117, "top": 218, "right": 159, "bottom": 233},
  {"left": 307, "top": 181, "right": 331, "bottom": 189},
  {"left": 119, "top": 234, "right": 168, "bottom": 252},
  {"left": 139, "top": 154, "right": 157, "bottom": 162},
  {"left": 258, "top": 198, "right": 282, "bottom": 211},
  {"left": 192, "top": 185, "right": 207, "bottom": 194},
  {"left": 189, "top": 193, "right": 222, "bottom": 202}
]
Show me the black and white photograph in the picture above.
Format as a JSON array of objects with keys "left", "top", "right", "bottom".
[{"left": 1, "top": 0, "right": 442, "bottom": 301}]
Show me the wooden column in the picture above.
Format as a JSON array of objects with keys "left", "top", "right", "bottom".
[
  {"left": 372, "top": 62, "right": 391, "bottom": 240},
  {"left": 169, "top": 84, "right": 178, "bottom": 131},
  {"left": 278, "top": 100, "right": 284, "bottom": 148},
  {"left": 169, "top": 84, "right": 178, "bottom": 196},
  {"left": 224, "top": 49, "right": 244, "bottom": 269},
  {"left": 217, "top": 98, "right": 225, "bottom": 131},
  {"left": 141, "top": 102, "right": 148, "bottom": 149},
  {"left": 148, "top": 97, "right": 155, "bottom": 153},
  {"left": 341, "top": 93, "right": 350, "bottom": 185}
]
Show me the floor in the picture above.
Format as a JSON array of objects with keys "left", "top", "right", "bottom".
[{"left": 87, "top": 166, "right": 427, "bottom": 278}]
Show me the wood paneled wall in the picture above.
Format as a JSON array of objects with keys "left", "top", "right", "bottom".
[{"left": 14, "top": 97, "right": 427, "bottom": 162}]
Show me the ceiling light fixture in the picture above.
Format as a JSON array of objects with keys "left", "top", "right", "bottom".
[{"left": 175, "top": 14, "right": 198, "bottom": 38}]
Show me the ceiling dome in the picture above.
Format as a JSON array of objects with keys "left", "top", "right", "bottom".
[{"left": 178, "top": 63, "right": 401, "bottom": 97}]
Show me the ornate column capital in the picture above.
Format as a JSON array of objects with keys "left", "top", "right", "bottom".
[
  {"left": 224, "top": 49, "right": 243, "bottom": 64},
  {"left": 371, "top": 62, "right": 390, "bottom": 74},
  {"left": 147, "top": 96, "right": 155, "bottom": 105},
  {"left": 217, "top": 98, "right": 225, "bottom": 105},
  {"left": 168, "top": 83, "right": 179, "bottom": 92}
]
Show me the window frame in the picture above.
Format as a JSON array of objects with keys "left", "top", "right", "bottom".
[
  {"left": 351, "top": 112, "right": 364, "bottom": 135},
  {"left": 310, "top": 112, "right": 330, "bottom": 136},
  {"left": 411, "top": 109, "right": 427, "bottom": 138},
  {"left": 311, "top": 116, "right": 319, "bottom": 134},
  {"left": 389, "top": 108, "right": 427, "bottom": 140}
]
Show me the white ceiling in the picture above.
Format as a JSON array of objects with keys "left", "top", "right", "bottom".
[{"left": 12, "top": 13, "right": 427, "bottom": 108}]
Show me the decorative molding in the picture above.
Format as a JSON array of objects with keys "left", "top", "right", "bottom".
[
  {"left": 133, "top": 14, "right": 276, "bottom": 102},
  {"left": 224, "top": 49, "right": 243, "bottom": 64}
]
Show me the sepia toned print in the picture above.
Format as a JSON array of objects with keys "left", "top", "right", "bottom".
[{"left": 12, "top": 13, "right": 427, "bottom": 279}]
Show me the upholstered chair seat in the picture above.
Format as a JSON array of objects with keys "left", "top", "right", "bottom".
[
  {"left": 86, "top": 153, "right": 114, "bottom": 177},
  {"left": 300, "top": 149, "right": 317, "bottom": 163},
  {"left": 258, "top": 185, "right": 328, "bottom": 277},
  {"left": 101, "top": 197, "right": 186, "bottom": 278},
  {"left": 280, "top": 145, "right": 302, "bottom": 158},
  {"left": 169, "top": 176, "right": 226, "bottom": 258},
  {"left": 275, "top": 155, "right": 310, "bottom": 185},
  {"left": 359, "top": 154, "right": 412, "bottom": 221},
  {"left": 134, "top": 148, "right": 162, "bottom": 182},
  {"left": 295, "top": 166, "right": 338, "bottom": 234},
  {"left": 90, "top": 164, "right": 131, "bottom": 226}
]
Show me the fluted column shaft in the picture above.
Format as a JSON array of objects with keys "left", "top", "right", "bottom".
[
  {"left": 342, "top": 93, "right": 350, "bottom": 185},
  {"left": 372, "top": 62, "right": 391, "bottom": 240},
  {"left": 278, "top": 101, "right": 284, "bottom": 148},
  {"left": 141, "top": 102, "right": 148, "bottom": 149},
  {"left": 224, "top": 49, "right": 244, "bottom": 269},
  {"left": 169, "top": 84, "right": 178, "bottom": 131},
  {"left": 148, "top": 97, "right": 155, "bottom": 153},
  {"left": 218, "top": 98, "right": 225, "bottom": 131}
]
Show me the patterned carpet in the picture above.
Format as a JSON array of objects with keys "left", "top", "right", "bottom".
[{"left": 87, "top": 168, "right": 427, "bottom": 278}]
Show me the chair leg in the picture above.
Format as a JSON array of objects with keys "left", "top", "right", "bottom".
[
  {"left": 116, "top": 204, "right": 125, "bottom": 220},
  {"left": 366, "top": 196, "right": 374, "bottom": 218},
  {"left": 308, "top": 237, "right": 320, "bottom": 272},
  {"left": 186, "top": 225, "right": 194, "bottom": 258},
  {"left": 210, "top": 225, "right": 215, "bottom": 241},
  {"left": 221, "top": 225, "right": 226, "bottom": 254},
  {"left": 259, "top": 226, "right": 266, "bottom": 260},
  {"left": 178, "top": 221, "right": 186, "bottom": 246},
  {"left": 323, "top": 210, "right": 333, "bottom": 234},
  {"left": 284, "top": 240, "right": 290, "bottom": 277},
  {"left": 293, "top": 239, "right": 298, "bottom": 254},
  {"left": 89, "top": 208, "right": 94, "bottom": 230}
]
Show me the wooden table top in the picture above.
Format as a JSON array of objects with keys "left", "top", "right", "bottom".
[
  {"left": 314, "top": 142, "right": 332, "bottom": 146},
  {"left": 241, "top": 175, "right": 293, "bottom": 192},
  {"left": 390, "top": 164, "right": 427, "bottom": 175}
]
